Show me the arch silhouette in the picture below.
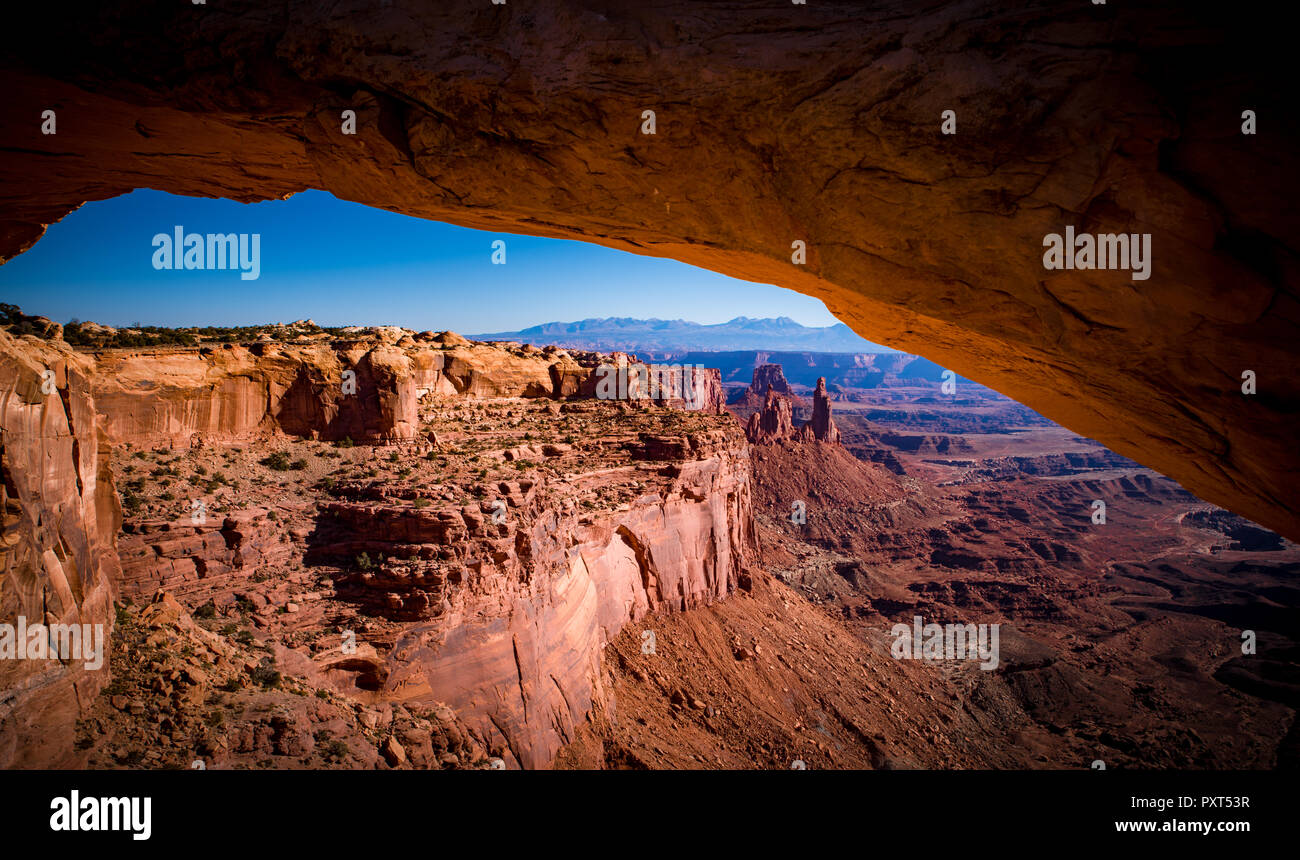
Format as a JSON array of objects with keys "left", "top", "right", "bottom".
[{"left": 1, "top": 1, "right": 1296, "bottom": 537}]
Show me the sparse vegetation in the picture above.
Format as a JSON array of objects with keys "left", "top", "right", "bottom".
[
  {"left": 250, "top": 657, "right": 282, "bottom": 689},
  {"left": 260, "top": 451, "right": 294, "bottom": 471}
]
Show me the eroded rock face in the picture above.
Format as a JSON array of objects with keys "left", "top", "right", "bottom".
[
  {"left": 751, "top": 365, "right": 794, "bottom": 397},
  {"left": 0, "top": 1, "right": 1296, "bottom": 537},
  {"left": 368, "top": 431, "right": 753, "bottom": 768},
  {"left": 745, "top": 386, "right": 795, "bottom": 445},
  {"left": 0, "top": 331, "right": 120, "bottom": 767},
  {"left": 0, "top": 324, "right": 752, "bottom": 767},
  {"left": 796, "top": 378, "right": 840, "bottom": 444},
  {"left": 115, "top": 509, "right": 293, "bottom": 602},
  {"left": 86, "top": 337, "right": 716, "bottom": 448}
]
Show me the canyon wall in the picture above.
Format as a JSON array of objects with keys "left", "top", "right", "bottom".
[
  {"left": 0, "top": 328, "right": 746, "bottom": 767},
  {"left": 0, "top": 331, "right": 120, "bottom": 767},
  {"left": 1, "top": 1, "right": 1296, "bottom": 538},
  {"left": 89, "top": 337, "right": 723, "bottom": 449},
  {"left": 90, "top": 337, "right": 557, "bottom": 446},
  {"left": 313, "top": 431, "right": 753, "bottom": 768}
]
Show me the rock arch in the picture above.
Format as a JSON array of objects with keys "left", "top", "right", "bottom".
[{"left": 1, "top": 1, "right": 1296, "bottom": 537}]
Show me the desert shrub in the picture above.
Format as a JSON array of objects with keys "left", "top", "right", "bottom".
[
  {"left": 260, "top": 451, "right": 292, "bottom": 471},
  {"left": 250, "top": 657, "right": 281, "bottom": 689},
  {"left": 324, "top": 739, "right": 349, "bottom": 762}
]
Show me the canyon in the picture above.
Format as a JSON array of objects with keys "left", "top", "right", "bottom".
[
  {"left": 0, "top": 0, "right": 1296, "bottom": 771},
  {"left": 3, "top": 316, "right": 1296, "bottom": 770},
  {"left": 720, "top": 368, "right": 1300, "bottom": 769},
  {"left": 1, "top": 322, "right": 751, "bottom": 768}
]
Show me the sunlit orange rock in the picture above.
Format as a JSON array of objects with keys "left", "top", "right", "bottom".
[{"left": 0, "top": 1, "right": 1295, "bottom": 539}]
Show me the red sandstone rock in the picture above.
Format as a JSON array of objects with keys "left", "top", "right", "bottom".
[
  {"left": 2, "top": 2, "right": 1294, "bottom": 536},
  {"left": 796, "top": 378, "right": 841, "bottom": 444},
  {"left": 745, "top": 385, "right": 796, "bottom": 445},
  {"left": 86, "top": 338, "right": 724, "bottom": 450},
  {"left": 734, "top": 364, "right": 807, "bottom": 411},
  {"left": 0, "top": 330, "right": 120, "bottom": 767},
  {"left": 0, "top": 324, "right": 751, "bottom": 767},
  {"left": 313, "top": 422, "right": 754, "bottom": 768},
  {"left": 752, "top": 364, "right": 794, "bottom": 397}
]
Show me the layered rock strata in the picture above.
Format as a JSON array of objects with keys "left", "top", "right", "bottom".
[
  {"left": 1, "top": 1, "right": 1296, "bottom": 537},
  {"left": 88, "top": 335, "right": 724, "bottom": 450},
  {"left": 0, "top": 331, "right": 120, "bottom": 767},
  {"left": 308, "top": 424, "right": 753, "bottom": 768},
  {"left": 0, "top": 326, "right": 750, "bottom": 768}
]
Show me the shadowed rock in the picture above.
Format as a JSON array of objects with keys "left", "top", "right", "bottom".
[{"left": 0, "top": 1, "right": 1296, "bottom": 538}]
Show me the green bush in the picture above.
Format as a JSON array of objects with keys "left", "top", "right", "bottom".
[
  {"left": 260, "top": 451, "right": 292, "bottom": 471},
  {"left": 250, "top": 657, "right": 281, "bottom": 689}
]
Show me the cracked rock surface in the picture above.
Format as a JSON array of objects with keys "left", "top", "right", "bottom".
[{"left": 1, "top": 0, "right": 1297, "bottom": 538}]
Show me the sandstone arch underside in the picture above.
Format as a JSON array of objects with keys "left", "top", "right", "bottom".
[{"left": 2, "top": 1, "right": 1297, "bottom": 538}]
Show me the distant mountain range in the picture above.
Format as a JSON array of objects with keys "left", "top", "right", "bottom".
[{"left": 468, "top": 317, "right": 896, "bottom": 355}]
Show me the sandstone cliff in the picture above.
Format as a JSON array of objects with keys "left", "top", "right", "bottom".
[
  {"left": 1, "top": 1, "right": 1295, "bottom": 538},
  {"left": 0, "top": 327, "right": 748, "bottom": 767},
  {"left": 0, "top": 331, "right": 120, "bottom": 767},
  {"left": 88, "top": 335, "right": 723, "bottom": 450},
  {"left": 352, "top": 429, "right": 753, "bottom": 768}
]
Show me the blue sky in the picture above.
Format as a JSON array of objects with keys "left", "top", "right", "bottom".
[{"left": 0, "top": 189, "right": 841, "bottom": 333}]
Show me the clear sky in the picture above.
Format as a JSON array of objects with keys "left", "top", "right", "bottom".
[{"left": 0, "top": 189, "right": 842, "bottom": 333}]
